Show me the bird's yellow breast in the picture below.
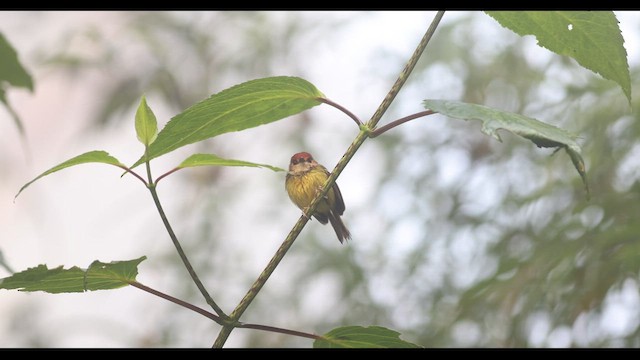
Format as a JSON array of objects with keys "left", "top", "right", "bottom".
[{"left": 286, "top": 168, "right": 334, "bottom": 213}]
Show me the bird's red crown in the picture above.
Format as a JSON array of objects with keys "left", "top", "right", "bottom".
[{"left": 290, "top": 152, "right": 314, "bottom": 164}]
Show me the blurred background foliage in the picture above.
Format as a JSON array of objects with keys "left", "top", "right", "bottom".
[{"left": 2, "top": 11, "right": 639, "bottom": 347}]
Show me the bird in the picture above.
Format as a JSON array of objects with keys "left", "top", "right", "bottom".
[{"left": 285, "top": 152, "right": 351, "bottom": 243}]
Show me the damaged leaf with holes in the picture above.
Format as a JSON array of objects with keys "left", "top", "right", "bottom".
[
  {"left": 485, "top": 11, "right": 630, "bottom": 103},
  {"left": 0, "top": 257, "right": 146, "bottom": 293},
  {"left": 423, "top": 99, "right": 589, "bottom": 199}
]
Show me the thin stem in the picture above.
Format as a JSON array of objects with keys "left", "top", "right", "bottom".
[
  {"left": 154, "top": 167, "right": 180, "bottom": 185},
  {"left": 370, "top": 110, "right": 435, "bottom": 138},
  {"left": 145, "top": 160, "right": 229, "bottom": 320},
  {"left": 116, "top": 165, "right": 148, "bottom": 186},
  {"left": 129, "top": 281, "right": 322, "bottom": 341},
  {"left": 317, "top": 97, "right": 363, "bottom": 126},
  {"left": 129, "top": 281, "right": 222, "bottom": 324},
  {"left": 213, "top": 11, "right": 445, "bottom": 348},
  {"left": 236, "top": 323, "right": 323, "bottom": 341}
]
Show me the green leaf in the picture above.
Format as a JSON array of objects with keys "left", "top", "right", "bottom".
[
  {"left": 85, "top": 258, "right": 146, "bottom": 291},
  {"left": 314, "top": 326, "right": 421, "bottom": 348},
  {"left": 135, "top": 95, "right": 158, "bottom": 147},
  {"left": 0, "top": 32, "right": 34, "bottom": 91},
  {"left": 177, "top": 153, "right": 284, "bottom": 172},
  {"left": 0, "top": 257, "right": 146, "bottom": 294},
  {"left": 423, "top": 99, "right": 589, "bottom": 199},
  {"left": 130, "top": 76, "right": 324, "bottom": 169},
  {"left": 15, "top": 150, "right": 125, "bottom": 200},
  {"left": 485, "top": 11, "right": 631, "bottom": 103}
]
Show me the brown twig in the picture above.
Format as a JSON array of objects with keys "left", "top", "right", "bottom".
[
  {"left": 128, "top": 280, "right": 323, "bottom": 341},
  {"left": 370, "top": 110, "right": 436, "bottom": 138},
  {"left": 317, "top": 97, "right": 363, "bottom": 126}
]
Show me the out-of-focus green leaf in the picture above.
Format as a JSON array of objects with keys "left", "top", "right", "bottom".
[
  {"left": 15, "top": 150, "right": 124, "bottom": 200},
  {"left": 485, "top": 11, "right": 631, "bottom": 103},
  {"left": 313, "top": 326, "right": 421, "bottom": 348},
  {"left": 177, "top": 153, "right": 284, "bottom": 172},
  {"left": 0, "top": 32, "right": 34, "bottom": 91},
  {"left": 0, "top": 257, "right": 146, "bottom": 294},
  {"left": 423, "top": 99, "right": 589, "bottom": 199},
  {"left": 135, "top": 95, "right": 158, "bottom": 147},
  {"left": 130, "top": 76, "right": 324, "bottom": 169},
  {"left": 0, "top": 249, "right": 14, "bottom": 274},
  {"left": 0, "top": 32, "right": 34, "bottom": 137}
]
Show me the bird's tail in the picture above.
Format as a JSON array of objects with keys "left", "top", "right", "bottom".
[{"left": 329, "top": 212, "right": 351, "bottom": 244}]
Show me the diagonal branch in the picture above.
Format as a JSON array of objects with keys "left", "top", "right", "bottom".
[
  {"left": 368, "top": 12, "right": 444, "bottom": 130},
  {"left": 212, "top": 10, "right": 446, "bottom": 348}
]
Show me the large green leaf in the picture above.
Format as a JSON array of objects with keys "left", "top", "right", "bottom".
[
  {"left": 313, "top": 326, "right": 420, "bottom": 348},
  {"left": 15, "top": 150, "right": 125, "bottom": 200},
  {"left": 485, "top": 11, "right": 630, "bottom": 103},
  {"left": 177, "top": 153, "right": 284, "bottom": 172},
  {"left": 135, "top": 95, "right": 158, "bottom": 147},
  {"left": 0, "top": 257, "right": 146, "bottom": 294},
  {"left": 423, "top": 99, "right": 589, "bottom": 198},
  {"left": 0, "top": 32, "right": 33, "bottom": 91},
  {"left": 130, "top": 76, "right": 324, "bottom": 169}
]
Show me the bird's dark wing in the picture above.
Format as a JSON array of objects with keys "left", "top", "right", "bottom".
[
  {"left": 331, "top": 182, "right": 346, "bottom": 215},
  {"left": 314, "top": 213, "right": 329, "bottom": 224}
]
